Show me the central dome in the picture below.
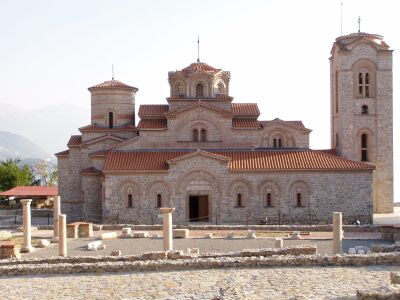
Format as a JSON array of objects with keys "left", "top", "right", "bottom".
[{"left": 181, "top": 62, "right": 219, "bottom": 75}]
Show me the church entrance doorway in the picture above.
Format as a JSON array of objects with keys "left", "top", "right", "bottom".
[{"left": 189, "top": 195, "right": 209, "bottom": 222}]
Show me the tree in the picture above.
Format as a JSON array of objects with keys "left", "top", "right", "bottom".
[
  {"left": 0, "top": 158, "right": 34, "bottom": 191},
  {"left": 32, "top": 160, "right": 57, "bottom": 186}
]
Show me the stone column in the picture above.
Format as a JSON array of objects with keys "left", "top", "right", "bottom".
[
  {"left": 160, "top": 208, "right": 175, "bottom": 251},
  {"left": 20, "top": 199, "right": 34, "bottom": 253},
  {"left": 52, "top": 196, "right": 61, "bottom": 242},
  {"left": 59, "top": 214, "right": 67, "bottom": 257},
  {"left": 332, "top": 212, "right": 343, "bottom": 254}
]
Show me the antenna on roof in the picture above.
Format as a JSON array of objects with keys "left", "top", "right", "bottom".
[
  {"left": 197, "top": 35, "right": 200, "bottom": 63},
  {"left": 340, "top": 2, "right": 343, "bottom": 36},
  {"left": 358, "top": 16, "right": 361, "bottom": 33},
  {"left": 112, "top": 64, "right": 114, "bottom": 80}
]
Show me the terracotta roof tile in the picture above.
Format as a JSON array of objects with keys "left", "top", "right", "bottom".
[
  {"left": 81, "top": 167, "right": 103, "bottom": 175},
  {"left": 103, "top": 150, "right": 374, "bottom": 173},
  {"left": 138, "top": 105, "right": 169, "bottom": 117},
  {"left": 88, "top": 80, "right": 138, "bottom": 91},
  {"left": 232, "top": 119, "right": 261, "bottom": 129},
  {"left": 0, "top": 186, "right": 58, "bottom": 197},
  {"left": 166, "top": 101, "right": 232, "bottom": 116},
  {"left": 67, "top": 135, "right": 82, "bottom": 147},
  {"left": 232, "top": 103, "right": 260, "bottom": 117},
  {"left": 138, "top": 119, "right": 167, "bottom": 130},
  {"left": 180, "top": 62, "right": 219, "bottom": 76},
  {"left": 318, "top": 149, "right": 338, "bottom": 156},
  {"left": 79, "top": 124, "right": 137, "bottom": 132},
  {"left": 55, "top": 149, "right": 70, "bottom": 157}
]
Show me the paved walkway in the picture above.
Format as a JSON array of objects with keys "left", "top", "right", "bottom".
[{"left": 0, "top": 266, "right": 399, "bottom": 299}]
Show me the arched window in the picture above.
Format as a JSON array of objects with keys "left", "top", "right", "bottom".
[
  {"left": 156, "top": 194, "right": 162, "bottom": 208},
  {"left": 296, "top": 193, "right": 302, "bottom": 207},
  {"left": 266, "top": 193, "right": 272, "bottom": 207},
  {"left": 217, "top": 82, "right": 224, "bottom": 94},
  {"left": 196, "top": 83, "right": 204, "bottom": 97},
  {"left": 127, "top": 194, "right": 133, "bottom": 208},
  {"left": 361, "top": 134, "right": 368, "bottom": 161},
  {"left": 237, "top": 193, "right": 242, "bottom": 207},
  {"left": 336, "top": 133, "right": 339, "bottom": 147},
  {"left": 108, "top": 112, "right": 114, "bottom": 128},
  {"left": 361, "top": 105, "right": 369, "bottom": 115},
  {"left": 200, "top": 129, "right": 207, "bottom": 142},
  {"left": 192, "top": 129, "right": 199, "bottom": 142},
  {"left": 273, "top": 138, "right": 283, "bottom": 148},
  {"left": 358, "top": 71, "right": 370, "bottom": 98}
]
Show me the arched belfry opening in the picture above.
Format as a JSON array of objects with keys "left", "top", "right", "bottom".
[{"left": 108, "top": 112, "right": 114, "bottom": 128}]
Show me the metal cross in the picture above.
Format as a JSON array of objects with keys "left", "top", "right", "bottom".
[{"left": 358, "top": 16, "right": 361, "bottom": 33}]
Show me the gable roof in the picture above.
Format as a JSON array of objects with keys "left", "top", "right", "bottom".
[
  {"left": 81, "top": 134, "right": 127, "bottom": 146},
  {"left": 55, "top": 149, "right": 70, "bottom": 157},
  {"left": 165, "top": 101, "right": 232, "bottom": 117},
  {"left": 166, "top": 150, "right": 231, "bottom": 164},
  {"left": 260, "top": 118, "right": 311, "bottom": 132},
  {"left": 103, "top": 149, "right": 375, "bottom": 173}
]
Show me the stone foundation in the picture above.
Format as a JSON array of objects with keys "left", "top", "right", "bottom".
[{"left": 0, "top": 242, "right": 21, "bottom": 259}]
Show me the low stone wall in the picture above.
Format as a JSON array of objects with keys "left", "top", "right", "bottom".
[
  {"left": 381, "top": 226, "right": 400, "bottom": 242},
  {"left": 98, "top": 224, "right": 380, "bottom": 232},
  {"left": 356, "top": 289, "right": 400, "bottom": 299},
  {"left": 1, "top": 251, "right": 400, "bottom": 277}
]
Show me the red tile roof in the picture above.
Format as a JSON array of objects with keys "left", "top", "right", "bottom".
[
  {"left": 180, "top": 62, "right": 219, "bottom": 75},
  {"left": 138, "top": 105, "right": 169, "bottom": 117},
  {"left": 232, "top": 103, "right": 260, "bottom": 117},
  {"left": 55, "top": 149, "right": 70, "bottom": 157},
  {"left": 88, "top": 80, "right": 138, "bottom": 91},
  {"left": 138, "top": 119, "right": 167, "bottom": 130},
  {"left": 232, "top": 119, "right": 261, "bottom": 129},
  {"left": 103, "top": 150, "right": 375, "bottom": 173},
  {"left": 67, "top": 135, "right": 82, "bottom": 147},
  {"left": 81, "top": 167, "right": 103, "bottom": 175},
  {"left": 79, "top": 124, "right": 137, "bottom": 132},
  {"left": 166, "top": 101, "right": 232, "bottom": 116},
  {"left": 0, "top": 186, "right": 58, "bottom": 197},
  {"left": 319, "top": 149, "right": 338, "bottom": 156}
]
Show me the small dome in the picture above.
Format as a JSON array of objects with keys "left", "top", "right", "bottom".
[
  {"left": 88, "top": 79, "right": 138, "bottom": 91},
  {"left": 181, "top": 62, "right": 219, "bottom": 75}
]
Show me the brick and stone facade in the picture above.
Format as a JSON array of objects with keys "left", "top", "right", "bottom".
[{"left": 56, "top": 31, "right": 393, "bottom": 224}]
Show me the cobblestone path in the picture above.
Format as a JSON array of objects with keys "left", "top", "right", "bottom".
[{"left": 1, "top": 265, "right": 399, "bottom": 299}]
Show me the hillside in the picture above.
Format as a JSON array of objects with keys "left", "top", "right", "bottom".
[{"left": 0, "top": 131, "right": 53, "bottom": 161}]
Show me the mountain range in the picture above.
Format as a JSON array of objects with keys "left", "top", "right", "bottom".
[{"left": 0, "top": 103, "right": 89, "bottom": 157}]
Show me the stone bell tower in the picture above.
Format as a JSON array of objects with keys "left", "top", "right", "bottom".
[
  {"left": 88, "top": 79, "right": 138, "bottom": 128},
  {"left": 330, "top": 32, "right": 393, "bottom": 213}
]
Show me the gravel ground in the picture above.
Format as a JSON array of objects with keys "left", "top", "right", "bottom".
[
  {"left": 1, "top": 266, "right": 399, "bottom": 299},
  {"left": 21, "top": 231, "right": 391, "bottom": 258}
]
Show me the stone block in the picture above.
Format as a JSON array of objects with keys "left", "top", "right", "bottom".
[
  {"left": 67, "top": 224, "right": 79, "bottom": 239},
  {"left": 173, "top": 229, "right": 189, "bottom": 239},
  {"left": 111, "top": 250, "right": 121, "bottom": 256},
  {"left": 355, "top": 246, "right": 370, "bottom": 254},
  {"left": 99, "top": 232, "right": 118, "bottom": 240},
  {"left": 167, "top": 250, "right": 184, "bottom": 259},
  {"left": 227, "top": 232, "right": 234, "bottom": 239},
  {"left": 289, "top": 231, "right": 302, "bottom": 240},
  {"left": 390, "top": 272, "right": 400, "bottom": 284},
  {"left": 275, "top": 238, "right": 284, "bottom": 248},
  {"left": 87, "top": 240, "right": 103, "bottom": 251},
  {"left": 348, "top": 248, "right": 357, "bottom": 254},
  {"left": 0, "top": 242, "right": 21, "bottom": 259},
  {"left": 141, "top": 251, "right": 167, "bottom": 260},
  {"left": 132, "top": 231, "right": 149, "bottom": 238},
  {"left": 78, "top": 223, "right": 93, "bottom": 238},
  {"left": 37, "top": 239, "right": 50, "bottom": 248},
  {"left": 188, "top": 248, "right": 199, "bottom": 255},
  {"left": 120, "top": 227, "right": 132, "bottom": 238},
  {"left": 150, "top": 234, "right": 161, "bottom": 239}
]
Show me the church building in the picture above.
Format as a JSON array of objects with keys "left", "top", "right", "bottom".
[{"left": 56, "top": 32, "right": 393, "bottom": 224}]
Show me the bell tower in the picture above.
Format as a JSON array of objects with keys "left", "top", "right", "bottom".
[{"left": 330, "top": 32, "right": 393, "bottom": 213}]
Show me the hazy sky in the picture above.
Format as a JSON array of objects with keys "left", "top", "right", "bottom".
[{"left": 0, "top": 0, "right": 398, "bottom": 199}]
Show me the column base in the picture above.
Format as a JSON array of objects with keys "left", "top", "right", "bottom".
[{"left": 20, "top": 246, "right": 34, "bottom": 253}]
